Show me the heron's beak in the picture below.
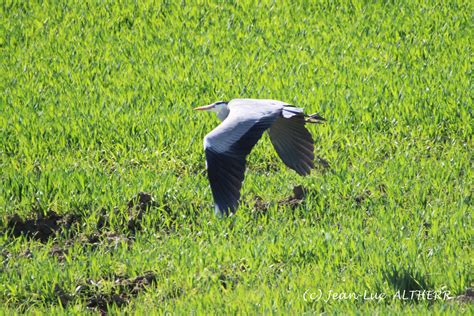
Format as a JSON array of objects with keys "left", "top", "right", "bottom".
[{"left": 194, "top": 104, "right": 215, "bottom": 111}]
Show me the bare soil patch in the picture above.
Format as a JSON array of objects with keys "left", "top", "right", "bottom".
[
  {"left": 6, "top": 211, "right": 80, "bottom": 242},
  {"left": 253, "top": 185, "right": 309, "bottom": 213},
  {"left": 54, "top": 271, "right": 157, "bottom": 313}
]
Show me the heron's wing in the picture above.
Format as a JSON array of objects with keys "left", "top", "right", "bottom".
[
  {"left": 268, "top": 110, "right": 315, "bottom": 176},
  {"left": 204, "top": 103, "right": 282, "bottom": 215}
]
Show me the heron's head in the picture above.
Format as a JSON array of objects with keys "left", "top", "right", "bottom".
[{"left": 194, "top": 101, "right": 229, "bottom": 121}]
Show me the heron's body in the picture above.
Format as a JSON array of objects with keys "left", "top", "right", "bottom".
[{"left": 195, "top": 98, "right": 325, "bottom": 216}]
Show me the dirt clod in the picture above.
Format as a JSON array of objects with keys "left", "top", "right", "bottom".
[
  {"left": 127, "top": 192, "right": 154, "bottom": 211},
  {"left": 54, "top": 284, "right": 72, "bottom": 307},
  {"left": 354, "top": 190, "right": 372, "bottom": 204},
  {"left": 292, "top": 185, "right": 307, "bottom": 200},
  {"left": 83, "top": 232, "right": 132, "bottom": 249},
  {"left": 87, "top": 293, "right": 127, "bottom": 313},
  {"left": 278, "top": 185, "right": 308, "bottom": 208},
  {"left": 96, "top": 208, "right": 111, "bottom": 230},
  {"left": 6, "top": 211, "right": 80, "bottom": 242},
  {"left": 80, "top": 271, "right": 157, "bottom": 313},
  {"left": 50, "top": 245, "right": 69, "bottom": 261},
  {"left": 20, "top": 248, "right": 33, "bottom": 259},
  {"left": 253, "top": 185, "right": 309, "bottom": 212},
  {"left": 218, "top": 273, "right": 239, "bottom": 290},
  {"left": 116, "top": 272, "right": 156, "bottom": 294},
  {"left": 456, "top": 288, "right": 474, "bottom": 303},
  {"left": 253, "top": 196, "right": 270, "bottom": 212},
  {"left": 127, "top": 192, "right": 156, "bottom": 233}
]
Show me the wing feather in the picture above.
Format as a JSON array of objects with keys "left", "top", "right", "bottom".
[
  {"left": 268, "top": 114, "right": 315, "bottom": 176},
  {"left": 204, "top": 103, "right": 282, "bottom": 215}
]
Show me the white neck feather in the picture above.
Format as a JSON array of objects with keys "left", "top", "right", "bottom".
[{"left": 214, "top": 103, "right": 230, "bottom": 121}]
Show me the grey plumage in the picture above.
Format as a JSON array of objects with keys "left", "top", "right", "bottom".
[
  {"left": 196, "top": 98, "right": 323, "bottom": 215},
  {"left": 268, "top": 114, "right": 315, "bottom": 176}
]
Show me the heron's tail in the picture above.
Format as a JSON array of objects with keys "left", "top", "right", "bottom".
[
  {"left": 282, "top": 107, "right": 326, "bottom": 123},
  {"left": 305, "top": 113, "right": 326, "bottom": 124}
]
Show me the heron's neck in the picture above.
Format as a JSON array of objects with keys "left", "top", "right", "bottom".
[{"left": 215, "top": 105, "right": 230, "bottom": 121}]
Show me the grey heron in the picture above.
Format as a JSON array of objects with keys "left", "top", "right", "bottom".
[{"left": 195, "top": 99, "right": 325, "bottom": 216}]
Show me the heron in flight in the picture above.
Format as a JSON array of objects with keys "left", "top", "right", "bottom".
[{"left": 195, "top": 99, "right": 325, "bottom": 216}]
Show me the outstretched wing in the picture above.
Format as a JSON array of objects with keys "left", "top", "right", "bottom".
[
  {"left": 268, "top": 109, "right": 315, "bottom": 176},
  {"left": 204, "top": 102, "right": 282, "bottom": 215}
]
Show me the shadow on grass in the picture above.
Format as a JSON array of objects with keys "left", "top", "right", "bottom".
[{"left": 382, "top": 266, "right": 433, "bottom": 303}]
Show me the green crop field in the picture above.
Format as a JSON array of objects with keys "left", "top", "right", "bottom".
[{"left": 1, "top": 0, "right": 472, "bottom": 314}]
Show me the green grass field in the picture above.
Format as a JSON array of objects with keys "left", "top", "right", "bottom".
[{"left": 1, "top": 0, "right": 472, "bottom": 314}]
